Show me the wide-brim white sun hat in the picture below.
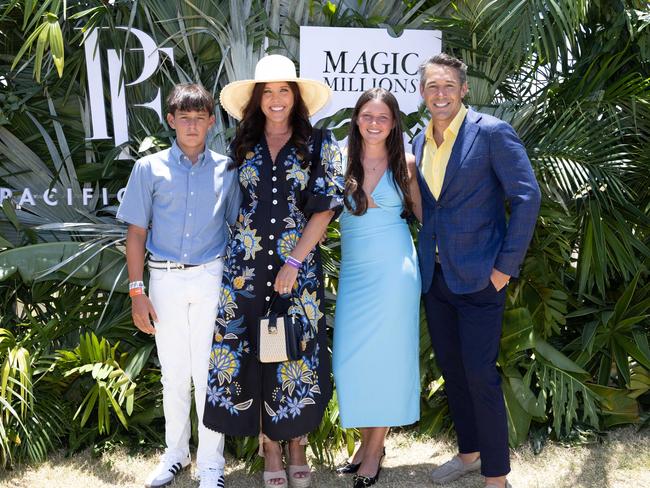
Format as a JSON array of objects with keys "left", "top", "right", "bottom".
[{"left": 219, "top": 54, "right": 332, "bottom": 120}]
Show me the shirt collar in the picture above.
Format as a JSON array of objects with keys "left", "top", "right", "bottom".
[
  {"left": 170, "top": 140, "right": 209, "bottom": 168},
  {"left": 425, "top": 104, "right": 468, "bottom": 142}
]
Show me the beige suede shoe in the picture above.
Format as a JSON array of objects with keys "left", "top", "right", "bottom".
[
  {"left": 431, "top": 455, "right": 481, "bottom": 483},
  {"left": 485, "top": 481, "right": 512, "bottom": 488}
]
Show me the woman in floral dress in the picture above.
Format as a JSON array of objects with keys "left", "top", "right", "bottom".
[{"left": 203, "top": 55, "right": 343, "bottom": 488}]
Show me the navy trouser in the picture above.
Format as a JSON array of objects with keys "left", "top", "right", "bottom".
[{"left": 423, "top": 263, "right": 510, "bottom": 477}]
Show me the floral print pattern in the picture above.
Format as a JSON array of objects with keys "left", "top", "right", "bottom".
[{"left": 203, "top": 130, "right": 343, "bottom": 440}]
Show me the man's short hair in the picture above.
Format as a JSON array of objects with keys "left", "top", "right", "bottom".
[
  {"left": 166, "top": 83, "right": 215, "bottom": 116},
  {"left": 419, "top": 53, "right": 468, "bottom": 87}
]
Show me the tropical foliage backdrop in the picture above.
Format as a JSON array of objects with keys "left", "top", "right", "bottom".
[{"left": 1, "top": 0, "right": 649, "bottom": 471}]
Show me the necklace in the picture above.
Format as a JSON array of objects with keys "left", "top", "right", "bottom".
[
  {"left": 362, "top": 157, "right": 387, "bottom": 172},
  {"left": 265, "top": 129, "right": 291, "bottom": 138}
]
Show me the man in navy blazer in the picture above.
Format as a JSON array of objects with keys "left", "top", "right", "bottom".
[{"left": 413, "top": 54, "right": 540, "bottom": 488}]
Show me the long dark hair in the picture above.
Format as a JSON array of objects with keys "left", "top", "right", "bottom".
[
  {"left": 229, "top": 81, "right": 312, "bottom": 169},
  {"left": 344, "top": 88, "right": 413, "bottom": 216}
]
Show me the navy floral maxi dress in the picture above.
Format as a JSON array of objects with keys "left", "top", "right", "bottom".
[{"left": 203, "top": 129, "right": 344, "bottom": 440}]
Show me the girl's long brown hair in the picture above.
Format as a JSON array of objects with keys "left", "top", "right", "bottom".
[
  {"left": 344, "top": 88, "right": 413, "bottom": 216},
  {"left": 229, "top": 82, "right": 312, "bottom": 169}
]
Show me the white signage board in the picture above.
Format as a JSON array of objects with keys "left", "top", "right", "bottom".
[{"left": 299, "top": 26, "right": 441, "bottom": 121}]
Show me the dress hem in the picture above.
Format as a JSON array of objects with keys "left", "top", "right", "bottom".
[
  {"left": 340, "top": 416, "right": 420, "bottom": 430},
  {"left": 202, "top": 390, "right": 332, "bottom": 441}
]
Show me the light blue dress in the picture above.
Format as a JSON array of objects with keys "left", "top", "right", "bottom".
[{"left": 333, "top": 169, "right": 421, "bottom": 428}]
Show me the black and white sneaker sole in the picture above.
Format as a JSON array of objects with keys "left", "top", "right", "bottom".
[{"left": 145, "top": 462, "right": 189, "bottom": 488}]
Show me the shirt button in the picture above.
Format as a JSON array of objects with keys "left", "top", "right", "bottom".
[
  {"left": 191, "top": 171, "right": 194, "bottom": 176},
  {"left": 272, "top": 166, "right": 277, "bottom": 171},
  {"left": 267, "top": 281, "right": 272, "bottom": 287},
  {"left": 271, "top": 218, "right": 276, "bottom": 223},
  {"left": 269, "top": 235, "right": 275, "bottom": 239},
  {"left": 272, "top": 199, "right": 277, "bottom": 205},
  {"left": 191, "top": 192, "right": 194, "bottom": 196},
  {"left": 189, "top": 213, "right": 192, "bottom": 217},
  {"left": 272, "top": 188, "right": 277, "bottom": 193},
  {"left": 272, "top": 176, "right": 277, "bottom": 182},
  {"left": 265, "top": 296, "right": 270, "bottom": 302},
  {"left": 267, "top": 265, "right": 273, "bottom": 270},
  {"left": 183, "top": 253, "right": 188, "bottom": 257},
  {"left": 268, "top": 250, "right": 274, "bottom": 255},
  {"left": 186, "top": 233, "right": 190, "bottom": 237}
]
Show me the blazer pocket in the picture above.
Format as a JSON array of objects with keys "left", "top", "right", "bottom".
[{"left": 463, "top": 153, "right": 489, "bottom": 161}]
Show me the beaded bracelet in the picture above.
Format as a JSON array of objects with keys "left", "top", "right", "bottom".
[{"left": 285, "top": 255, "right": 302, "bottom": 269}]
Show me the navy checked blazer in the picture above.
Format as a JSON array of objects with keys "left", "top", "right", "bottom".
[{"left": 412, "top": 108, "right": 541, "bottom": 295}]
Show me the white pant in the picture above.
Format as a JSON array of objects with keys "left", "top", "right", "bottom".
[{"left": 149, "top": 258, "right": 225, "bottom": 471}]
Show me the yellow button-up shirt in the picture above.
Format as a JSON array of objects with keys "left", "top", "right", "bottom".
[{"left": 422, "top": 104, "right": 468, "bottom": 200}]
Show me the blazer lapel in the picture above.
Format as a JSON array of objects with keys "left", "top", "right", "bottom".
[
  {"left": 413, "top": 132, "right": 426, "bottom": 169},
  {"left": 413, "top": 132, "right": 436, "bottom": 204},
  {"left": 439, "top": 109, "right": 481, "bottom": 199}
]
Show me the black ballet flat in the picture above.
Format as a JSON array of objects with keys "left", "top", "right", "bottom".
[
  {"left": 337, "top": 447, "right": 385, "bottom": 475},
  {"left": 336, "top": 461, "right": 361, "bottom": 475},
  {"left": 351, "top": 450, "right": 385, "bottom": 488}
]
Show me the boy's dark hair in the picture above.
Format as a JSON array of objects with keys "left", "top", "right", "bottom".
[
  {"left": 419, "top": 53, "right": 468, "bottom": 86},
  {"left": 166, "top": 83, "right": 215, "bottom": 116}
]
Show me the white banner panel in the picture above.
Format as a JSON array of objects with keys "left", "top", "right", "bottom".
[{"left": 299, "top": 26, "right": 441, "bottom": 121}]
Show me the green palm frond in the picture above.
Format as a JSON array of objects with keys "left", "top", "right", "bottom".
[
  {"left": 57, "top": 332, "right": 138, "bottom": 435},
  {"left": 1, "top": 0, "right": 650, "bottom": 461},
  {"left": 534, "top": 339, "right": 601, "bottom": 435},
  {"left": 11, "top": 386, "right": 68, "bottom": 463},
  {"left": 476, "top": 0, "right": 589, "bottom": 71},
  {"left": 0, "top": 327, "right": 68, "bottom": 466},
  {"left": 574, "top": 200, "right": 650, "bottom": 297}
]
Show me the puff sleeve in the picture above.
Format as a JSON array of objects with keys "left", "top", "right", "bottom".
[{"left": 302, "top": 129, "right": 344, "bottom": 220}]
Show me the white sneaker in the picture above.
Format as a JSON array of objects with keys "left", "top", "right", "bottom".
[
  {"left": 144, "top": 453, "right": 191, "bottom": 487},
  {"left": 198, "top": 467, "right": 225, "bottom": 488}
]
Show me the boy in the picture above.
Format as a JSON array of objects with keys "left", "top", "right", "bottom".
[{"left": 117, "top": 83, "right": 241, "bottom": 488}]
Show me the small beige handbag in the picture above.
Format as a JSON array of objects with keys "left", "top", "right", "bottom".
[{"left": 257, "top": 293, "right": 310, "bottom": 363}]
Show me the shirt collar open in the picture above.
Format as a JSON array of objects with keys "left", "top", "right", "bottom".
[
  {"left": 170, "top": 140, "right": 210, "bottom": 168},
  {"left": 425, "top": 104, "right": 468, "bottom": 142}
]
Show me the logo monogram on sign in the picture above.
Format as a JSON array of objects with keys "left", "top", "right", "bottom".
[{"left": 84, "top": 27, "right": 174, "bottom": 159}]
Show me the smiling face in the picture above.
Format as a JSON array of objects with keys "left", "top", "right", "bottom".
[
  {"left": 260, "top": 82, "right": 295, "bottom": 126},
  {"left": 356, "top": 99, "right": 395, "bottom": 148},
  {"left": 420, "top": 63, "right": 468, "bottom": 131},
  {"left": 166, "top": 109, "right": 215, "bottom": 155}
]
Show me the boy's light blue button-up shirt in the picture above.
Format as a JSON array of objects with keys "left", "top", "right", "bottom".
[{"left": 117, "top": 141, "right": 242, "bottom": 265}]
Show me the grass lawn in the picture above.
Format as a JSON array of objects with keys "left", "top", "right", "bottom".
[{"left": 1, "top": 426, "right": 648, "bottom": 487}]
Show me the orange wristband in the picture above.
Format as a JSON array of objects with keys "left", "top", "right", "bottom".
[{"left": 129, "top": 287, "right": 145, "bottom": 298}]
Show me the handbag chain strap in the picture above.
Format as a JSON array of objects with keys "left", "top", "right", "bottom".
[{"left": 264, "top": 291, "right": 313, "bottom": 352}]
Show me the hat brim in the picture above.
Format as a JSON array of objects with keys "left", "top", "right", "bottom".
[{"left": 219, "top": 78, "right": 332, "bottom": 120}]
